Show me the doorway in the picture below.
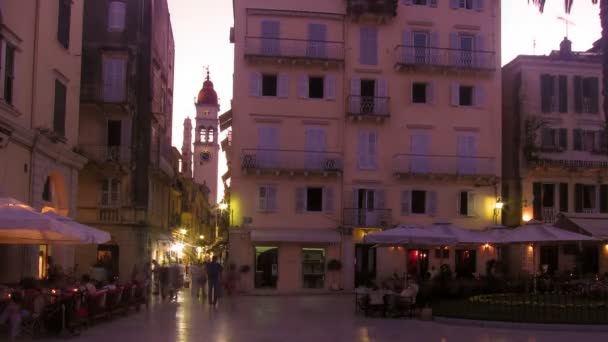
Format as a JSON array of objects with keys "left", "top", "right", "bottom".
[
  {"left": 255, "top": 246, "right": 278, "bottom": 288},
  {"left": 407, "top": 249, "right": 429, "bottom": 281},
  {"left": 581, "top": 245, "right": 599, "bottom": 275},
  {"left": 97, "top": 244, "right": 119, "bottom": 281},
  {"left": 360, "top": 79, "right": 375, "bottom": 114},
  {"left": 355, "top": 244, "right": 376, "bottom": 287},
  {"left": 539, "top": 245, "right": 558, "bottom": 275}
]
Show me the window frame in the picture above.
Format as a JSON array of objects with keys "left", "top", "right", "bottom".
[
  {"left": 262, "top": 74, "right": 278, "bottom": 97},
  {"left": 57, "top": 0, "right": 71, "bottom": 49},
  {"left": 459, "top": 85, "right": 474, "bottom": 106},
  {"left": 411, "top": 190, "right": 427, "bottom": 215},
  {"left": 308, "top": 76, "right": 324, "bottom": 99},
  {"left": 107, "top": 1, "right": 127, "bottom": 32},
  {"left": 101, "top": 178, "right": 121, "bottom": 207},
  {"left": 3, "top": 43, "right": 15, "bottom": 104},
  {"left": 412, "top": 82, "right": 427, "bottom": 104}
]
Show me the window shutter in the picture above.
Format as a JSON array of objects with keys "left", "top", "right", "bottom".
[
  {"left": 296, "top": 187, "right": 305, "bottom": 213},
  {"left": 451, "top": 83, "right": 460, "bottom": 106},
  {"left": 574, "top": 184, "right": 583, "bottom": 213},
  {"left": 474, "top": 0, "right": 484, "bottom": 11},
  {"left": 108, "top": 2, "right": 126, "bottom": 31},
  {"left": 401, "top": 190, "right": 411, "bottom": 215},
  {"left": 350, "top": 78, "right": 361, "bottom": 114},
  {"left": 474, "top": 34, "right": 485, "bottom": 68},
  {"left": 402, "top": 30, "right": 413, "bottom": 63},
  {"left": 573, "top": 129, "right": 582, "bottom": 151},
  {"left": 323, "top": 187, "right": 334, "bottom": 213},
  {"left": 467, "top": 192, "right": 476, "bottom": 216},
  {"left": 600, "top": 185, "right": 608, "bottom": 213},
  {"left": 369, "top": 131, "right": 378, "bottom": 169},
  {"left": 590, "top": 77, "right": 600, "bottom": 114},
  {"left": 258, "top": 187, "right": 267, "bottom": 211},
  {"left": 430, "top": 0, "right": 438, "bottom": 8},
  {"left": 449, "top": 32, "right": 458, "bottom": 65},
  {"left": 450, "top": 0, "right": 459, "bottom": 9},
  {"left": 574, "top": 76, "right": 583, "bottom": 113},
  {"left": 375, "top": 79, "right": 388, "bottom": 114},
  {"left": 250, "top": 72, "right": 261, "bottom": 97},
  {"left": 428, "top": 191, "right": 438, "bottom": 216},
  {"left": 101, "top": 180, "right": 109, "bottom": 206},
  {"left": 558, "top": 75, "right": 568, "bottom": 113},
  {"left": 474, "top": 85, "right": 484, "bottom": 108},
  {"left": 114, "top": 59, "right": 126, "bottom": 102},
  {"left": 298, "top": 75, "right": 308, "bottom": 99},
  {"left": 403, "top": 0, "right": 413, "bottom": 5},
  {"left": 53, "top": 80, "right": 67, "bottom": 136},
  {"left": 430, "top": 32, "right": 439, "bottom": 64},
  {"left": 532, "top": 182, "right": 542, "bottom": 220},
  {"left": 559, "top": 128, "right": 568, "bottom": 150},
  {"left": 559, "top": 183, "right": 568, "bottom": 213},
  {"left": 426, "top": 82, "right": 434, "bottom": 104},
  {"left": 540, "top": 74, "right": 551, "bottom": 113},
  {"left": 57, "top": 0, "right": 71, "bottom": 49},
  {"left": 268, "top": 187, "right": 277, "bottom": 212},
  {"left": 277, "top": 73, "right": 289, "bottom": 98},
  {"left": 375, "top": 189, "right": 385, "bottom": 209},
  {"left": 353, "top": 188, "right": 360, "bottom": 209},
  {"left": 357, "top": 130, "right": 368, "bottom": 169},
  {"left": 324, "top": 75, "right": 336, "bottom": 100},
  {"left": 360, "top": 28, "right": 378, "bottom": 65}
]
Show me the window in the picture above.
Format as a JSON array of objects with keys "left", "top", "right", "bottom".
[
  {"left": 540, "top": 74, "right": 557, "bottom": 113},
  {"left": 455, "top": 249, "right": 476, "bottom": 278},
  {"left": 307, "top": 24, "right": 327, "bottom": 58},
  {"left": 101, "top": 179, "right": 121, "bottom": 207},
  {"left": 573, "top": 129, "right": 601, "bottom": 152},
  {"left": 459, "top": 85, "right": 473, "bottom": 106},
  {"left": 261, "top": 20, "right": 280, "bottom": 56},
  {"left": 42, "top": 177, "right": 52, "bottom": 202},
  {"left": 414, "top": 0, "right": 428, "bottom": 4},
  {"left": 411, "top": 190, "right": 427, "bottom": 214},
  {"left": 574, "top": 76, "right": 600, "bottom": 114},
  {"left": 302, "top": 248, "right": 325, "bottom": 289},
  {"left": 575, "top": 184, "right": 597, "bottom": 213},
  {"left": 258, "top": 185, "right": 277, "bottom": 212},
  {"left": 262, "top": 74, "right": 277, "bottom": 97},
  {"left": 53, "top": 80, "right": 67, "bottom": 136},
  {"left": 57, "top": 0, "right": 71, "bottom": 48},
  {"left": 459, "top": 191, "right": 475, "bottom": 216},
  {"left": 102, "top": 56, "right": 127, "bottom": 102},
  {"left": 542, "top": 183, "right": 555, "bottom": 208},
  {"left": 308, "top": 76, "right": 324, "bottom": 99},
  {"left": 359, "top": 27, "right": 378, "bottom": 65},
  {"left": 108, "top": 2, "right": 126, "bottom": 32},
  {"left": 459, "top": 0, "right": 473, "bottom": 9},
  {"left": 107, "top": 120, "right": 122, "bottom": 147},
  {"left": 357, "top": 130, "right": 377, "bottom": 170},
  {"left": 306, "top": 187, "right": 323, "bottom": 212},
  {"left": 413, "top": 31, "right": 429, "bottom": 63},
  {"left": 412, "top": 83, "right": 427, "bottom": 103},
  {"left": 296, "top": 187, "right": 333, "bottom": 213},
  {"left": 3, "top": 44, "right": 15, "bottom": 104},
  {"left": 540, "top": 128, "right": 567, "bottom": 151}
]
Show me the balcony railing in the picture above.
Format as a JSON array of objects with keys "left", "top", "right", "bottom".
[
  {"left": 99, "top": 208, "right": 120, "bottom": 222},
  {"left": 241, "top": 149, "right": 342, "bottom": 173},
  {"left": 343, "top": 208, "right": 392, "bottom": 229},
  {"left": 394, "top": 46, "right": 495, "bottom": 71},
  {"left": 347, "top": 96, "right": 390, "bottom": 118},
  {"left": 244, "top": 37, "right": 345, "bottom": 62},
  {"left": 80, "top": 145, "right": 131, "bottom": 164},
  {"left": 542, "top": 207, "right": 557, "bottom": 223},
  {"left": 393, "top": 154, "right": 495, "bottom": 177},
  {"left": 347, "top": 0, "right": 398, "bottom": 18}
]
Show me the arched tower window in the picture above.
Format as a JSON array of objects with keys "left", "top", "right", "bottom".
[{"left": 208, "top": 128, "right": 215, "bottom": 143}]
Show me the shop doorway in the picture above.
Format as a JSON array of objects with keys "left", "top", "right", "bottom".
[
  {"left": 97, "top": 244, "right": 119, "bottom": 280},
  {"left": 539, "top": 245, "right": 558, "bottom": 275},
  {"left": 255, "top": 246, "right": 278, "bottom": 288},
  {"left": 355, "top": 244, "right": 376, "bottom": 287},
  {"left": 407, "top": 249, "right": 429, "bottom": 281},
  {"left": 582, "top": 245, "right": 599, "bottom": 275}
]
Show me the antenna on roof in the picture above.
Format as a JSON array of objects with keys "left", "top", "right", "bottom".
[
  {"left": 557, "top": 16, "right": 576, "bottom": 39},
  {"left": 533, "top": 38, "right": 536, "bottom": 55}
]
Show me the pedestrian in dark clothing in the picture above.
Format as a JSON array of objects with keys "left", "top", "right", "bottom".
[
  {"left": 159, "top": 265, "right": 170, "bottom": 300},
  {"left": 206, "top": 256, "right": 223, "bottom": 305}
]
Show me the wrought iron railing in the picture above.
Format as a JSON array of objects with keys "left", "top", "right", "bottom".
[
  {"left": 393, "top": 154, "right": 495, "bottom": 176},
  {"left": 394, "top": 45, "right": 495, "bottom": 70},
  {"left": 245, "top": 37, "right": 345, "bottom": 61},
  {"left": 99, "top": 208, "right": 120, "bottom": 222},
  {"left": 542, "top": 207, "right": 557, "bottom": 223},
  {"left": 347, "top": 96, "right": 390, "bottom": 117},
  {"left": 343, "top": 208, "right": 392, "bottom": 229},
  {"left": 241, "top": 149, "right": 342, "bottom": 172},
  {"left": 80, "top": 145, "right": 131, "bottom": 164},
  {"left": 347, "top": 0, "right": 398, "bottom": 17}
]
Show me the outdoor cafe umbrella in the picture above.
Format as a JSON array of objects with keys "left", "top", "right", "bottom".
[
  {"left": 43, "top": 211, "right": 110, "bottom": 244},
  {"left": 425, "top": 223, "right": 504, "bottom": 244},
  {"left": 363, "top": 225, "right": 458, "bottom": 246},
  {"left": 0, "top": 197, "right": 108, "bottom": 244}
]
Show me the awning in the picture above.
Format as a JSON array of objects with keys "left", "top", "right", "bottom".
[
  {"left": 364, "top": 225, "right": 458, "bottom": 246},
  {"left": 555, "top": 216, "right": 608, "bottom": 240},
  {"left": 250, "top": 229, "right": 341, "bottom": 243},
  {"left": 499, "top": 222, "right": 597, "bottom": 243}
]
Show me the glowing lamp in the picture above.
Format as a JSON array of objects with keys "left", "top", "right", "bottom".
[
  {"left": 522, "top": 213, "right": 532, "bottom": 222},
  {"left": 199, "top": 235, "right": 204, "bottom": 240},
  {"left": 494, "top": 198, "right": 504, "bottom": 210},
  {"left": 179, "top": 229, "right": 187, "bottom": 235},
  {"left": 218, "top": 203, "right": 228, "bottom": 210},
  {"left": 196, "top": 247, "right": 202, "bottom": 253},
  {"left": 170, "top": 242, "right": 184, "bottom": 253}
]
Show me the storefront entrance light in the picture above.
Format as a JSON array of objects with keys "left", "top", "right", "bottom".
[{"left": 494, "top": 198, "right": 504, "bottom": 210}]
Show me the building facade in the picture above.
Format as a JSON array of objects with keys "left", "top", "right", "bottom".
[
  {"left": 229, "top": 0, "right": 502, "bottom": 293},
  {"left": 0, "top": 0, "right": 87, "bottom": 282},
  {"left": 75, "top": 0, "right": 175, "bottom": 280},
  {"left": 502, "top": 38, "right": 608, "bottom": 276}
]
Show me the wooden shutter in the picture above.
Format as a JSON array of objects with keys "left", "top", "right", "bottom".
[
  {"left": 600, "top": 185, "right": 608, "bottom": 213},
  {"left": 474, "top": 0, "right": 484, "bottom": 11},
  {"left": 428, "top": 191, "right": 438, "bottom": 216},
  {"left": 57, "top": 0, "right": 71, "bottom": 49},
  {"left": 375, "top": 79, "right": 388, "bottom": 114},
  {"left": 108, "top": 2, "right": 126, "bottom": 31},
  {"left": 360, "top": 28, "right": 378, "bottom": 65},
  {"left": 426, "top": 81, "right": 434, "bottom": 104},
  {"left": 558, "top": 75, "right": 568, "bottom": 113},
  {"left": 114, "top": 58, "right": 126, "bottom": 102},
  {"left": 430, "top": 31, "right": 439, "bottom": 64},
  {"left": 450, "top": 0, "right": 459, "bottom": 9},
  {"left": 559, "top": 128, "right": 568, "bottom": 150},
  {"left": 357, "top": 130, "right": 368, "bottom": 169},
  {"left": 467, "top": 192, "right": 477, "bottom": 216},
  {"left": 449, "top": 32, "right": 458, "bottom": 65},
  {"left": 375, "top": 190, "right": 385, "bottom": 210},
  {"left": 590, "top": 77, "right": 600, "bottom": 114},
  {"left": 401, "top": 190, "right": 411, "bottom": 215},
  {"left": 53, "top": 80, "right": 67, "bottom": 136},
  {"left": 474, "top": 85, "right": 484, "bottom": 108},
  {"left": 540, "top": 74, "right": 551, "bottom": 113},
  {"left": 532, "top": 182, "right": 542, "bottom": 220},
  {"left": 474, "top": 34, "right": 485, "bottom": 68},
  {"left": 451, "top": 83, "right": 460, "bottom": 106},
  {"left": 250, "top": 72, "right": 261, "bottom": 97},
  {"left": 295, "top": 187, "right": 305, "bottom": 213},
  {"left": 559, "top": 183, "right": 568, "bottom": 213},
  {"left": 402, "top": 30, "right": 413, "bottom": 63},
  {"left": 323, "top": 187, "right": 334, "bottom": 213},
  {"left": 324, "top": 75, "right": 336, "bottom": 100},
  {"left": 350, "top": 78, "right": 361, "bottom": 114},
  {"left": 298, "top": 75, "right": 308, "bottom": 99},
  {"left": 277, "top": 73, "right": 289, "bottom": 98},
  {"left": 268, "top": 187, "right": 277, "bottom": 211},
  {"left": 574, "top": 184, "right": 583, "bottom": 213},
  {"left": 369, "top": 131, "right": 378, "bottom": 169},
  {"left": 258, "top": 187, "right": 267, "bottom": 211},
  {"left": 573, "top": 129, "right": 582, "bottom": 151},
  {"left": 574, "top": 76, "right": 583, "bottom": 113}
]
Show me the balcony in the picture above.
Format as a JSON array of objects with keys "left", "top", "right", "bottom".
[
  {"left": 343, "top": 208, "right": 392, "bottom": 229},
  {"left": 347, "top": 96, "right": 390, "bottom": 121},
  {"left": 241, "top": 149, "right": 342, "bottom": 176},
  {"left": 244, "top": 37, "right": 344, "bottom": 67},
  {"left": 541, "top": 207, "right": 557, "bottom": 223},
  {"left": 80, "top": 145, "right": 131, "bottom": 164},
  {"left": 347, "top": 0, "right": 398, "bottom": 21},
  {"left": 99, "top": 208, "right": 120, "bottom": 222},
  {"left": 393, "top": 154, "right": 496, "bottom": 184},
  {"left": 394, "top": 46, "right": 495, "bottom": 74}
]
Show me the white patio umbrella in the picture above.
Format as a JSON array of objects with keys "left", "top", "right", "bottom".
[
  {"left": 42, "top": 211, "right": 110, "bottom": 244},
  {"left": 363, "top": 225, "right": 458, "bottom": 246},
  {"left": 426, "top": 223, "right": 502, "bottom": 244},
  {"left": 0, "top": 197, "right": 108, "bottom": 244}
]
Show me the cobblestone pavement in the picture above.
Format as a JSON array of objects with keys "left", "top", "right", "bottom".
[{"left": 60, "top": 293, "right": 607, "bottom": 342}]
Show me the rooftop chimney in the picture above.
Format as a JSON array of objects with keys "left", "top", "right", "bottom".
[{"left": 559, "top": 37, "right": 572, "bottom": 57}]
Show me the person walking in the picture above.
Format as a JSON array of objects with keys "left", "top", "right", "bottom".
[
  {"left": 190, "top": 262, "right": 203, "bottom": 300},
  {"left": 206, "top": 256, "right": 223, "bottom": 305}
]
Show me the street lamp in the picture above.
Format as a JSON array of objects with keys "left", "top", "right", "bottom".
[
  {"left": 219, "top": 202, "right": 228, "bottom": 210},
  {"left": 199, "top": 235, "right": 204, "bottom": 240},
  {"left": 179, "top": 228, "right": 187, "bottom": 235}
]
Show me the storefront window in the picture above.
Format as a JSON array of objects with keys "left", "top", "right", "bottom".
[
  {"left": 255, "top": 246, "right": 278, "bottom": 288},
  {"left": 302, "top": 248, "right": 325, "bottom": 289}
]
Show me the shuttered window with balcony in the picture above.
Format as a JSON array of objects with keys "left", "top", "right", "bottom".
[{"left": 401, "top": 190, "right": 437, "bottom": 216}]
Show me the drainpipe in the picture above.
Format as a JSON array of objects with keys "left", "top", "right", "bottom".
[{"left": 28, "top": 0, "right": 41, "bottom": 206}]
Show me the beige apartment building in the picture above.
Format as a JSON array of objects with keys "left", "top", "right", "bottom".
[
  {"left": 228, "top": 0, "right": 502, "bottom": 293},
  {"left": 0, "top": 0, "right": 86, "bottom": 281},
  {"left": 503, "top": 38, "right": 608, "bottom": 276}
]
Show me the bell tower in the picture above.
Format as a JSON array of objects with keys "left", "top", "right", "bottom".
[{"left": 193, "top": 69, "right": 220, "bottom": 203}]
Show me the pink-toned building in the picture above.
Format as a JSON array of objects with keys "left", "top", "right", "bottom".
[{"left": 228, "top": 0, "right": 502, "bottom": 293}]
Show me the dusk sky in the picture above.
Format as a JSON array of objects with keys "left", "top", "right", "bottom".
[{"left": 167, "top": 0, "right": 601, "bottom": 202}]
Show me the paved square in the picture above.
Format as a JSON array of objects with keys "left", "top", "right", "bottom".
[{"left": 63, "top": 294, "right": 608, "bottom": 342}]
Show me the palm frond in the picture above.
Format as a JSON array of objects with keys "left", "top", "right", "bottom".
[{"left": 529, "top": 0, "right": 598, "bottom": 14}]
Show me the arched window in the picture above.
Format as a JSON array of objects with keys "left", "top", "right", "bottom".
[{"left": 208, "top": 128, "right": 215, "bottom": 143}]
